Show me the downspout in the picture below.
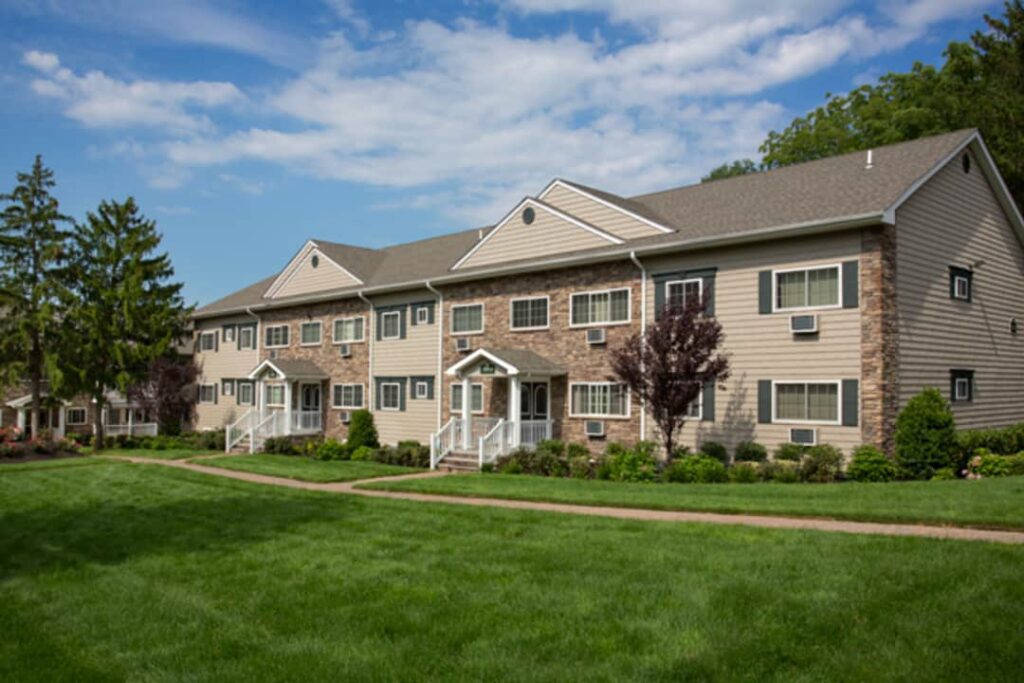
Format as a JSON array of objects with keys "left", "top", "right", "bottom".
[
  {"left": 358, "top": 291, "right": 374, "bottom": 412},
  {"left": 425, "top": 281, "right": 444, "bottom": 430},
  {"left": 629, "top": 251, "right": 647, "bottom": 441}
]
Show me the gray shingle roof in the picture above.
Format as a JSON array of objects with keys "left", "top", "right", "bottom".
[{"left": 483, "top": 348, "right": 567, "bottom": 376}]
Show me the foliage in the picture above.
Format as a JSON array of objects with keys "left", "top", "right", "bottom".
[
  {"left": 728, "top": 461, "right": 760, "bottom": 484},
  {"left": 760, "top": 460, "right": 800, "bottom": 484},
  {"left": 663, "top": 454, "right": 728, "bottom": 484},
  {"left": 568, "top": 454, "right": 595, "bottom": 480},
  {"left": 966, "top": 450, "right": 1024, "bottom": 478},
  {"left": 699, "top": 440, "right": 729, "bottom": 464},
  {"left": 315, "top": 438, "right": 350, "bottom": 461},
  {"left": 957, "top": 423, "right": 1024, "bottom": 464},
  {"left": 127, "top": 356, "right": 197, "bottom": 436},
  {"left": 351, "top": 445, "right": 377, "bottom": 462},
  {"left": 263, "top": 437, "right": 297, "bottom": 455},
  {"left": 377, "top": 441, "right": 430, "bottom": 468},
  {"left": 847, "top": 445, "right": 898, "bottom": 483},
  {"left": 774, "top": 442, "right": 806, "bottom": 462},
  {"left": 346, "top": 409, "right": 379, "bottom": 449},
  {"left": 931, "top": 467, "right": 958, "bottom": 481},
  {"left": 0, "top": 436, "right": 78, "bottom": 459},
  {"left": 894, "top": 388, "right": 958, "bottom": 479},
  {"left": 734, "top": 441, "right": 768, "bottom": 462},
  {"left": 800, "top": 445, "right": 845, "bottom": 483},
  {"left": 611, "top": 295, "right": 729, "bottom": 461},
  {"left": 495, "top": 442, "right": 571, "bottom": 477},
  {"left": 600, "top": 441, "right": 659, "bottom": 482},
  {"left": 701, "top": 159, "right": 759, "bottom": 183}
]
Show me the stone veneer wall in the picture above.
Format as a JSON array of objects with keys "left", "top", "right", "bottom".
[
  {"left": 860, "top": 225, "right": 900, "bottom": 452},
  {"left": 440, "top": 260, "right": 644, "bottom": 446}
]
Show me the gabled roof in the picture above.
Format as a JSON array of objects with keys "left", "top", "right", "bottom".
[
  {"left": 248, "top": 358, "right": 329, "bottom": 380},
  {"left": 541, "top": 178, "right": 675, "bottom": 234},
  {"left": 446, "top": 347, "right": 566, "bottom": 377}
]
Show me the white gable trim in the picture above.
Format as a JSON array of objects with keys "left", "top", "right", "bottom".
[
  {"left": 451, "top": 197, "right": 624, "bottom": 270},
  {"left": 247, "top": 359, "right": 286, "bottom": 380},
  {"left": 446, "top": 348, "right": 519, "bottom": 377},
  {"left": 539, "top": 179, "right": 675, "bottom": 234},
  {"left": 264, "top": 240, "right": 364, "bottom": 299}
]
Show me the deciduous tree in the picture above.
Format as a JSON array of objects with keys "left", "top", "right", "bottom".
[{"left": 128, "top": 356, "right": 197, "bottom": 436}]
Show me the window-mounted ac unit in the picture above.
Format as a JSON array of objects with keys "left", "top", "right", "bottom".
[
  {"left": 585, "top": 420, "right": 606, "bottom": 438},
  {"left": 790, "top": 314, "right": 818, "bottom": 335},
  {"left": 339, "top": 343, "right": 352, "bottom": 358},
  {"left": 586, "top": 328, "right": 607, "bottom": 345},
  {"left": 339, "top": 410, "right": 351, "bottom": 424},
  {"left": 456, "top": 337, "right": 472, "bottom": 353},
  {"left": 790, "top": 427, "right": 817, "bottom": 446}
]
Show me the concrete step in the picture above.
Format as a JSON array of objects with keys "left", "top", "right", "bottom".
[{"left": 438, "top": 453, "right": 480, "bottom": 472}]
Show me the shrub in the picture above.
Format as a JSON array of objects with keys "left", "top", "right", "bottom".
[
  {"left": 315, "top": 438, "right": 349, "bottom": 461},
  {"left": 569, "top": 455, "right": 594, "bottom": 479},
  {"left": 957, "top": 423, "right": 1024, "bottom": 457},
  {"left": 263, "top": 437, "right": 297, "bottom": 455},
  {"left": 800, "top": 444, "right": 844, "bottom": 483},
  {"left": 671, "top": 445, "right": 692, "bottom": 460},
  {"left": 496, "top": 447, "right": 536, "bottom": 475},
  {"left": 566, "top": 442, "right": 589, "bottom": 460},
  {"left": 964, "top": 449, "right": 1024, "bottom": 478},
  {"left": 393, "top": 441, "right": 430, "bottom": 468},
  {"left": 734, "top": 441, "right": 768, "bottom": 462},
  {"left": 931, "top": 467, "right": 957, "bottom": 481},
  {"left": 774, "top": 442, "right": 805, "bottom": 462},
  {"left": 760, "top": 460, "right": 800, "bottom": 483},
  {"left": 351, "top": 445, "right": 376, "bottom": 461},
  {"left": 663, "top": 454, "right": 728, "bottom": 484},
  {"left": 894, "top": 388, "right": 957, "bottom": 480},
  {"left": 728, "top": 461, "right": 760, "bottom": 483},
  {"left": 347, "top": 410, "right": 379, "bottom": 449},
  {"left": 846, "top": 445, "right": 898, "bottom": 483},
  {"left": 529, "top": 440, "right": 569, "bottom": 477},
  {"left": 603, "top": 442, "right": 658, "bottom": 482},
  {"left": 699, "top": 440, "right": 729, "bottom": 464}
]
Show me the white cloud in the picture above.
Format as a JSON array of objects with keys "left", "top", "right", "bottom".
[
  {"left": 155, "top": 205, "right": 193, "bottom": 215},
  {"left": 218, "top": 173, "right": 266, "bottom": 196}
]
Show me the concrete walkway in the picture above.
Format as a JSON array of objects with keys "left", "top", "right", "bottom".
[{"left": 120, "top": 456, "right": 1024, "bottom": 545}]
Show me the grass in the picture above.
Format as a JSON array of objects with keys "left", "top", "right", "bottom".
[
  {"left": 194, "top": 454, "right": 420, "bottom": 482},
  {"left": 98, "top": 448, "right": 222, "bottom": 460},
  {"left": 0, "top": 461, "right": 1022, "bottom": 681},
  {"left": 358, "top": 472, "right": 1024, "bottom": 530}
]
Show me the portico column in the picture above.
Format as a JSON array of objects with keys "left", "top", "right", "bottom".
[
  {"left": 56, "top": 406, "right": 65, "bottom": 439},
  {"left": 17, "top": 408, "right": 26, "bottom": 432},
  {"left": 128, "top": 407, "right": 134, "bottom": 436},
  {"left": 284, "top": 381, "right": 293, "bottom": 436},
  {"left": 461, "top": 375, "right": 472, "bottom": 451},
  {"left": 509, "top": 375, "right": 521, "bottom": 448}
]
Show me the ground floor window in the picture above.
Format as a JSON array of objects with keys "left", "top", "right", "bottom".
[
  {"left": 685, "top": 391, "right": 702, "bottom": 419},
  {"left": 569, "top": 382, "right": 629, "bottom": 418},
  {"left": 773, "top": 382, "right": 839, "bottom": 423},
  {"left": 66, "top": 407, "right": 87, "bottom": 425},
  {"left": 950, "top": 369, "right": 974, "bottom": 403},
  {"left": 265, "top": 384, "right": 285, "bottom": 407},
  {"left": 451, "top": 383, "right": 483, "bottom": 414},
  {"left": 380, "top": 383, "right": 401, "bottom": 410},
  {"left": 333, "top": 384, "right": 364, "bottom": 409},
  {"left": 237, "top": 382, "right": 254, "bottom": 406},
  {"left": 199, "top": 384, "right": 217, "bottom": 404}
]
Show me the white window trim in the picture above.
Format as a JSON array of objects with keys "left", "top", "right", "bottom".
[
  {"left": 954, "top": 377, "right": 971, "bottom": 401},
  {"left": 568, "top": 288, "right": 632, "bottom": 328},
  {"left": 222, "top": 379, "right": 235, "bottom": 396},
  {"left": 199, "top": 331, "right": 217, "bottom": 352},
  {"left": 953, "top": 275, "right": 971, "bottom": 300},
  {"left": 380, "top": 382, "right": 402, "bottom": 411},
  {"left": 381, "top": 311, "right": 402, "bottom": 340},
  {"left": 332, "top": 383, "right": 365, "bottom": 409},
  {"left": 772, "top": 264, "right": 844, "bottom": 313},
  {"left": 237, "top": 382, "right": 254, "bottom": 406},
  {"left": 332, "top": 316, "right": 366, "bottom": 344},
  {"left": 771, "top": 380, "right": 842, "bottom": 426},
  {"left": 223, "top": 325, "right": 237, "bottom": 343},
  {"left": 415, "top": 381, "right": 429, "bottom": 399},
  {"left": 264, "top": 324, "right": 290, "bottom": 349},
  {"left": 685, "top": 389, "right": 703, "bottom": 420},
  {"left": 508, "top": 296, "right": 550, "bottom": 331},
  {"left": 238, "top": 326, "right": 255, "bottom": 350},
  {"left": 265, "top": 384, "right": 285, "bottom": 407},
  {"left": 198, "top": 384, "right": 217, "bottom": 404},
  {"left": 416, "top": 306, "right": 430, "bottom": 325},
  {"left": 299, "top": 321, "right": 323, "bottom": 346},
  {"left": 568, "top": 382, "right": 632, "bottom": 419},
  {"left": 665, "top": 278, "right": 703, "bottom": 309},
  {"left": 451, "top": 303, "right": 485, "bottom": 336},
  {"left": 66, "top": 407, "right": 87, "bottom": 425},
  {"left": 450, "top": 383, "right": 485, "bottom": 415}
]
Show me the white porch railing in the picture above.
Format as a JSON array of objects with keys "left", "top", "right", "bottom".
[
  {"left": 430, "top": 417, "right": 555, "bottom": 469},
  {"left": 252, "top": 411, "right": 285, "bottom": 452},
  {"left": 430, "top": 417, "right": 457, "bottom": 469},
  {"left": 479, "top": 419, "right": 513, "bottom": 466},
  {"left": 104, "top": 423, "right": 159, "bottom": 437},
  {"left": 291, "top": 410, "right": 322, "bottom": 434},
  {"left": 519, "top": 419, "right": 553, "bottom": 448},
  {"left": 225, "top": 409, "right": 256, "bottom": 452}
]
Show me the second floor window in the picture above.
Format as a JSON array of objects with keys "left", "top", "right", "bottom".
[
  {"left": 334, "top": 317, "right": 365, "bottom": 343},
  {"left": 264, "top": 325, "right": 289, "bottom": 348},
  {"left": 950, "top": 266, "right": 972, "bottom": 302},
  {"left": 510, "top": 297, "right": 548, "bottom": 330},
  {"left": 452, "top": 304, "right": 484, "bottom": 334},
  {"left": 300, "top": 322, "right": 322, "bottom": 345},
  {"left": 239, "top": 326, "right": 255, "bottom": 350},
  {"left": 570, "top": 289, "right": 630, "bottom": 326},
  {"left": 570, "top": 382, "right": 629, "bottom": 417},
  {"left": 774, "top": 266, "right": 839, "bottom": 311},
  {"left": 381, "top": 311, "right": 401, "bottom": 340},
  {"left": 199, "top": 332, "right": 217, "bottom": 352},
  {"left": 666, "top": 279, "right": 702, "bottom": 311}
]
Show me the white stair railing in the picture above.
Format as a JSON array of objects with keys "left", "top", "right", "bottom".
[
  {"left": 291, "top": 410, "right": 322, "bottom": 433},
  {"left": 225, "top": 409, "right": 256, "bottom": 452},
  {"left": 478, "top": 418, "right": 510, "bottom": 467},
  {"left": 252, "top": 411, "right": 284, "bottom": 453},
  {"left": 430, "top": 418, "right": 457, "bottom": 469}
]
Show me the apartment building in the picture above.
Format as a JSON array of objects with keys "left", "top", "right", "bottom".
[{"left": 191, "top": 129, "right": 1024, "bottom": 465}]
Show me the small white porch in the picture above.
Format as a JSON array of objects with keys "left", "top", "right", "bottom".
[
  {"left": 226, "top": 358, "right": 328, "bottom": 452},
  {"left": 431, "top": 347, "right": 565, "bottom": 470}
]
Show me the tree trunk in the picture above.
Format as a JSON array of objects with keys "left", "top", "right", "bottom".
[
  {"left": 662, "top": 421, "right": 675, "bottom": 465},
  {"left": 93, "top": 394, "right": 105, "bottom": 453}
]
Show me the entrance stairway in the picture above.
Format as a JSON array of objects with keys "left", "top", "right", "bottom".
[{"left": 436, "top": 452, "right": 480, "bottom": 473}]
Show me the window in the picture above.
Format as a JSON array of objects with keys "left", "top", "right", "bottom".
[
  {"left": 264, "top": 325, "right": 289, "bottom": 348},
  {"left": 416, "top": 307, "right": 430, "bottom": 325},
  {"left": 223, "top": 325, "right": 237, "bottom": 343},
  {"left": 199, "top": 384, "right": 217, "bottom": 404},
  {"left": 510, "top": 297, "right": 549, "bottom": 330},
  {"left": 774, "top": 266, "right": 840, "bottom": 311},
  {"left": 237, "top": 382, "right": 253, "bottom": 406},
  {"left": 222, "top": 379, "right": 235, "bottom": 397},
  {"left": 239, "top": 326, "right": 255, "bottom": 350},
  {"left": 451, "top": 383, "right": 484, "bottom": 414},
  {"left": 332, "top": 384, "right": 364, "bottom": 409},
  {"left": 415, "top": 381, "right": 429, "bottom": 399},
  {"left": 199, "top": 332, "right": 217, "bottom": 352},
  {"left": 265, "top": 384, "right": 285, "bottom": 407},
  {"left": 451, "top": 304, "right": 484, "bottom": 334},
  {"left": 333, "top": 316, "right": 365, "bottom": 343},
  {"left": 67, "top": 408, "right": 87, "bottom": 425},
  {"left": 666, "top": 279, "right": 702, "bottom": 311},
  {"left": 773, "top": 382, "right": 840, "bottom": 424},
  {"left": 380, "top": 382, "right": 401, "bottom": 410},
  {"left": 950, "top": 266, "right": 972, "bottom": 302},
  {"left": 381, "top": 311, "right": 401, "bottom": 340},
  {"left": 951, "top": 369, "right": 974, "bottom": 403},
  {"left": 570, "top": 288, "right": 630, "bottom": 326},
  {"left": 569, "top": 383, "right": 630, "bottom": 418},
  {"left": 685, "top": 391, "right": 702, "bottom": 419},
  {"left": 300, "top": 321, "right": 322, "bottom": 346}
]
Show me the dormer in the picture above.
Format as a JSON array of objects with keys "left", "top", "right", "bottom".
[{"left": 264, "top": 240, "right": 363, "bottom": 299}]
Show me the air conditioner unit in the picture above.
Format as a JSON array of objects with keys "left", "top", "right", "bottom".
[
  {"left": 456, "top": 337, "right": 472, "bottom": 353},
  {"left": 339, "top": 343, "right": 351, "bottom": 358},
  {"left": 339, "top": 410, "right": 351, "bottom": 424},
  {"left": 586, "top": 328, "right": 607, "bottom": 345},
  {"left": 790, "top": 427, "right": 817, "bottom": 446},
  {"left": 789, "top": 314, "right": 818, "bottom": 335},
  {"left": 584, "top": 420, "right": 606, "bottom": 438}
]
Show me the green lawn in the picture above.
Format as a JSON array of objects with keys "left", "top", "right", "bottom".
[
  {"left": 99, "top": 448, "right": 222, "bottom": 460},
  {"left": 194, "top": 454, "right": 420, "bottom": 482},
  {"left": 358, "top": 472, "right": 1024, "bottom": 529},
  {"left": 1, "top": 461, "right": 1022, "bottom": 681}
]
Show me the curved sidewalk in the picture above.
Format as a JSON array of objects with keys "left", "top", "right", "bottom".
[{"left": 122, "top": 457, "right": 1024, "bottom": 545}]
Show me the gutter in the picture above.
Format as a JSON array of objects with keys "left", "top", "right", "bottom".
[
  {"left": 425, "top": 281, "right": 444, "bottom": 430},
  {"left": 358, "top": 291, "right": 374, "bottom": 412},
  {"left": 629, "top": 251, "right": 646, "bottom": 441}
]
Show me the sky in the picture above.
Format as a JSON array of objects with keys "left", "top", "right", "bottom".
[{"left": 0, "top": 0, "right": 1002, "bottom": 306}]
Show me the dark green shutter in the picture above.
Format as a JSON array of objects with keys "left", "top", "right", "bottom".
[
  {"left": 375, "top": 311, "right": 381, "bottom": 341},
  {"left": 757, "top": 380, "right": 772, "bottom": 424},
  {"left": 758, "top": 271, "right": 772, "bottom": 314},
  {"left": 841, "top": 379, "right": 859, "bottom": 426},
  {"left": 842, "top": 261, "right": 859, "bottom": 308},
  {"left": 213, "top": 331, "right": 219, "bottom": 352},
  {"left": 702, "top": 382, "right": 715, "bottom": 422},
  {"left": 400, "top": 309, "right": 407, "bottom": 340},
  {"left": 400, "top": 379, "right": 407, "bottom": 411},
  {"left": 213, "top": 385, "right": 218, "bottom": 405},
  {"left": 374, "top": 378, "right": 381, "bottom": 410},
  {"left": 654, "top": 280, "right": 666, "bottom": 320},
  {"left": 702, "top": 274, "right": 716, "bottom": 316}
]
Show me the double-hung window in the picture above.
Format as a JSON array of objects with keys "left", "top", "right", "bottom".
[
  {"left": 199, "top": 332, "right": 217, "bottom": 352},
  {"left": 222, "top": 379, "right": 235, "bottom": 397},
  {"left": 198, "top": 384, "right": 217, "bottom": 404},
  {"left": 451, "top": 383, "right": 484, "bottom": 414},
  {"left": 569, "top": 383, "right": 630, "bottom": 418},
  {"left": 239, "top": 326, "right": 255, "bottom": 350},
  {"left": 774, "top": 266, "right": 840, "bottom": 311},
  {"left": 237, "top": 382, "right": 254, "bottom": 406},
  {"left": 265, "top": 384, "right": 285, "bottom": 407},
  {"left": 223, "top": 325, "right": 237, "bottom": 343},
  {"left": 381, "top": 311, "right": 401, "bottom": 340},
  {"left": 333, "top": 316, "right": 365, "bottom": 343},
  {"left": 264, "top": 325, "right": 289, "bottom": 348},
  {"left": 570, "top": 289, "right": 630, "bottom": 326},
  {"left": 510, "top": 297, "right": 548, "bottom": 330},
  {"left": 300, "top": 321, "right": 322, "bottom": 346},
  {"left": 332, "top": 384, "right": 364, "bottom": 409},
  {"left": 67, "top": 407, "right": 87, "bottom": 425},
  {"left": 773, "top": 382, "right": 840, "bottom": 424},
  {"left": 380, "top": 382, "right": 401, "bottom": 410},
  {"left": 666, "top": 279, "right": 702, "bottom": 311},
  {"left": 451, "top": 304, "right": 484, "bottom": 335}
]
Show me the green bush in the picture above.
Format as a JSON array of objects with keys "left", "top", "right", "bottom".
[
  {"left": 603, "top": 442, "right": 658, "bottom": 482},
  {"left": 773, "top": 443, "right": 806, "bottom": 462},
  {"left": 566, "top": 442, "right": 589, "bottom": 460},
  {"left": 964, "top": 450, "right": 1024, "bottom": 478},
  {"left": 800, "top": 444, "right": 844, "bottom": 483},
  {"left": 263, "top": 437, "right": 297, "bottom": 455},
  {"left": 351, "top": 445, "right": 376, "bottom": 461},
  {"left": 846, "top": 445, "right": 898, "bottom": 483},
  {"left": 671, "top": 445, "right": 692, "bottom": 460},
  {"left": 760, "top": 460, "right": 800, "bottom": 483},
  {"left": 569, "top": 455, "right": 594, "bottom": 479},
  {"left": 931, "top": 466, "right": 957, "bottom": 481},
  {"left": 894, "top": 388, "right": 958, "bottom": 480},
  {"left": 728, "top": 461, "right": 760, "bottom": 483},
  {"left": 734, "top": 441, "right": 768, "bottom": 462},
  {"left": 315, "top": 438, "right": 349, "bottom": 461},
  {"left": 347, "top": 410, "right": 379, "bottom": 449},
  {"left": 663, "top": 454, "right": 728, "bottom": 484},
  {"left": 392, "top": 441, "right": 430, "bottom": 468},
  {"left": 699, "top": 440, "right": 729, "bottom": 464},
  {"left": 957, "top": 423, "right": 1024, "bottom": 457}
]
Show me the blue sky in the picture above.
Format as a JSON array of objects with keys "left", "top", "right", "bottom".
[{"left": 0, "top": 0, "right": 1001, "bottom": 306}]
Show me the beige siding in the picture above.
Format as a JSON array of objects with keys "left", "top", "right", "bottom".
[
  {"left": 457, "top": 204, "right": 613, "bottom": 269},
  {"left": 543, "top": 184, "right": 666, "bottom": 240},
  {"left": 895, "top": 147, "right": 1024, "bottom": 429},
  {"left": 273, "top": 248, "right": 361, "bottom": 299},
  {"left": 194, "top": 314, "right": 260, "bottom": 430},
  {"left": 645, "top": 231, "right": 865, "bottom": 454}
]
